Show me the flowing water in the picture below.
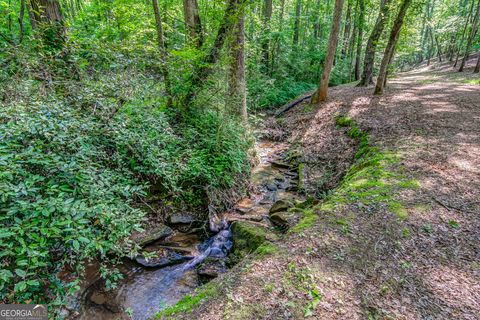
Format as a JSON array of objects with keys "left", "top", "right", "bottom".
[{"left": 77, "top": 140, "right": 299, "bottom": 320}]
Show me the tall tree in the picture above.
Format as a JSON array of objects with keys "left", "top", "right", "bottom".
[
  {"left": 152, "top": 0, "right": 173, "bottom": 108},
  {"left": 354, "top": 0, "right": 365, "bottom": 80},
  {"left": 227, "top": 7, "right": 248, "bottom": 121},
  {"left": 293, "top": 0, "right": 302, "bottom": 46},
  {"left": 312, "top": 0, "right": 345, "bottom": 102},
  {"left": 454, "top": 0, "right": 474, "bottom": 67},
  {"left": 374, "top": 0, "right": 413, "bottom": 94},
  {"left": 458, "top": 0, "right": 480, "bottom": 71},
  {"left": 183, "top": 0, "right": 203, "bottom": 48},
  {"left": 358, "top": 0, "right": 392, "bottom": 86},
  {"left": 261, "top": 0, "right": 273, "bottom": 71}
]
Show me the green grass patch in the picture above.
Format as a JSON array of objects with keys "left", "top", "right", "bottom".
[{"left": 463, "top": 78, "right": 480, "bottom": 85}]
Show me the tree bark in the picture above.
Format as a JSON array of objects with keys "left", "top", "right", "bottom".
[
  {"left": 227, "top": 9, "right": 248, "bottom": 121},
  {"left": 342, "top": 0, "right": 352, "bottom": 57},
  {"left": 293, "top": 0, "right": 302, "bottom": 46},
  {"left": 312, "top": 0, "right": 345, "bottom": 103},
  {"left": 474, "top": 53, "right": 480, "bottom": 72},
  {"left": 261, "top": 0, "right": 273, "bottom": 71},
  {"left": 358, "top": 0, "right": 392, "bottom": 86},
  {"left": 152, "top": 0, "right": 173, "bottom": 108},
  {"left": 183, "top": 0, "right": 203, "bottom": 48},
  {"left": 454, "top": 0, "right": 474, "bottom": 67},
  {"left": 374, "top": 0, "right": 412, "bottom": 95},
  {"left": 29, "top": 0, "right": 65, "bottom": 48},
  {"left": 459, "top": 0, "right": 480, "bottom": 71},
  {"left": 18, "top": 0, "right": 25, "bottom": 43},
  {"left": 354, "top": 0, "right": 365, "bottom": 80}
]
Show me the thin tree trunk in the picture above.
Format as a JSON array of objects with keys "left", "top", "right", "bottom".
[
  {"left": 183, "top": 0, "right": 203, "bottom": 48},
  {"left": 313, "top": 0, "right": 322, "bottom": 39},
  {"left": 459, "top": 0, "right": 480, "bottom": 71},
  {"left": 434, "top": 34, "right": 442, "bottom": 62},
  {"left": 227, "top": 9, "right": 247, "bottom": 121},
  {"left": 358, "top": 0, "right": 392, "bottom": 86},
  {"left": 454, "top": 0, "right": 474, "bottom": 67},
  {"left": 312, "top": 0, "right": 345, "bottom": 103},
  {"left": 18, "top": 0, "right": 25, "bottom": 43},
  {"left": 354, "top": 0, "right": 365, "bottom": 80},
  {"left": 261, "top": 0, "right": 273, "bottom": 71},
  {"left": 152, "top": 0, "right": 173, "bottom": 108},
  {"left": 293, "top": 0, "right": 302, "bottom": 46},
  {"left": 374, "top": 0, "right": 412, "bottom": 95},
  {"left": 474, "top": 53, "right": 480, "bottom": 72},
  {"left": 342, "top": 0, "right": 352, "bottom": 57}
]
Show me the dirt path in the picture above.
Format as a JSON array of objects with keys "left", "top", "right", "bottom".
[{"left": 162, "top": 60, "right": 480, "bottom": 320}]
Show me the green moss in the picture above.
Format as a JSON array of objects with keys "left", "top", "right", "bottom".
[
  {"left": 155, "top": 282, "right": 218, "bottom": 318},
  {"left": 230, "top": 221, "right": 270, "bottom": 263},
  {"left": 314, "top": 116, "right": 418, "bottom": 222},
  {"left": 290, "top": 209, "right": 318, "bottom": 232},
  {"left": 255, "top": 242, "right": 279, "bottom": 256}
]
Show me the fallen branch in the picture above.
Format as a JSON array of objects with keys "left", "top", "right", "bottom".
[{"left": 275, "top": 91, "right": 315, "bottom": 117}]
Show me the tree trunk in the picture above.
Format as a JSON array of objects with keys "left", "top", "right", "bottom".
[
  {"left": 293, "top": 0, "right": 302, "bottom": 46},
  {"left": 313, "top": 0, "right": 322, "bottom": 39},
  {"left": 374, "top": 0, "right": 412, "bottom": 95},
  {"left": 354, "top": 0, "right": 365, "bottom": 80},
  {"left": 312, "top": 0, "right": 345, "bottom": 103},
  {"left": 474, "top": 53, "right": 480, "bottom": 72},
  {"left": 183, "top": 0, "right": 246, "bottom": 107},
  {"left": 227, "top": 9, "right": 248, "bottom": 121},
  {"left": 434, "top": 34, "right": 442, "bottom": 62},
  {"left": 18, "top": 0, "right": 25, "bottom": 43},
  {"left": 261, "top": 0, "right": 273, "bottom": 71},
  {"left": 183, "top": 0, "right": 203, "bottom": 48},
  {"left": 459, "top": 0, "right": 480, "bottom": 72},
  {"left": 454, "top": 0, "right": 474, "bottom": 67},
  {"left": 358, "top": 0, "right": 392, "bottom": 86},
  {"left": 152, "top": 0, "right": 173, "bottom": 108},
  {"left": 29, "top": 0, "right": 65, "bottom": 48},
  {"left": 342, "top": 0, "right": 352, "bottom": 57}
]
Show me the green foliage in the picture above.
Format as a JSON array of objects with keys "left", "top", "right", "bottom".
[{"left": 0, "top": 102, "right": 145, "bottom": 304}]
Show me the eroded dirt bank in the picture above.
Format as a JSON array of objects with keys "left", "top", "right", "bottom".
[{"left": 157, "top": 60, "right": 480, "bottom": 319}]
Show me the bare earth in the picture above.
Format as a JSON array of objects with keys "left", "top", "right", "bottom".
[{"left": 168, "top": 59, "right": 480, "bottom": 319}]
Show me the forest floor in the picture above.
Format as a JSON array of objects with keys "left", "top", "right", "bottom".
[{"left": 158, "top": 57, "right": 480, "bottom": 319}]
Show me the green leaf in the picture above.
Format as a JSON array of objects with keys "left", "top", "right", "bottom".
[
  {"left": 14, "top": 281, "right": 27, "bottom": 292},
  {"left": 15, "top": 269, "right": 27, "bottom": 278},
  {"left": 72, "top": 240, "right": 80, "bottom": 251}
]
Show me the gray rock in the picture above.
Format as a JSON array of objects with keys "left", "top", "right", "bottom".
[
  {"left": 135, "top": 253, "right": 193, "bottom": 268},
  {"left": 136, "top": 224, "right": 173, "bottom": 246},
  {"left": 168, "top": 213, "right": 200, "bottom": 225}
]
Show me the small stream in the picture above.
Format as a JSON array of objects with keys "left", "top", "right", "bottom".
[{"left": 76, "top": 140, "right": 300, "bottom": 320}]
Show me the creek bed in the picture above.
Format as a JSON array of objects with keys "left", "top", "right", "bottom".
[{"left": 76, "top": 140, "right": 301, "bottom": 320}]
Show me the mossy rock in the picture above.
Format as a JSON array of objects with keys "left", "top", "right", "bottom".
[
  {"left": 269, "top": 199, "right": 294, "bottom": 214},
  {"left": 230, "top": 221, "right": 274, "bottom": 264}
]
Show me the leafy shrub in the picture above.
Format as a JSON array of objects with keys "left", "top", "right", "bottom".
[{"left": 0, "top": 102, "right": 146, "bottom": 304}]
